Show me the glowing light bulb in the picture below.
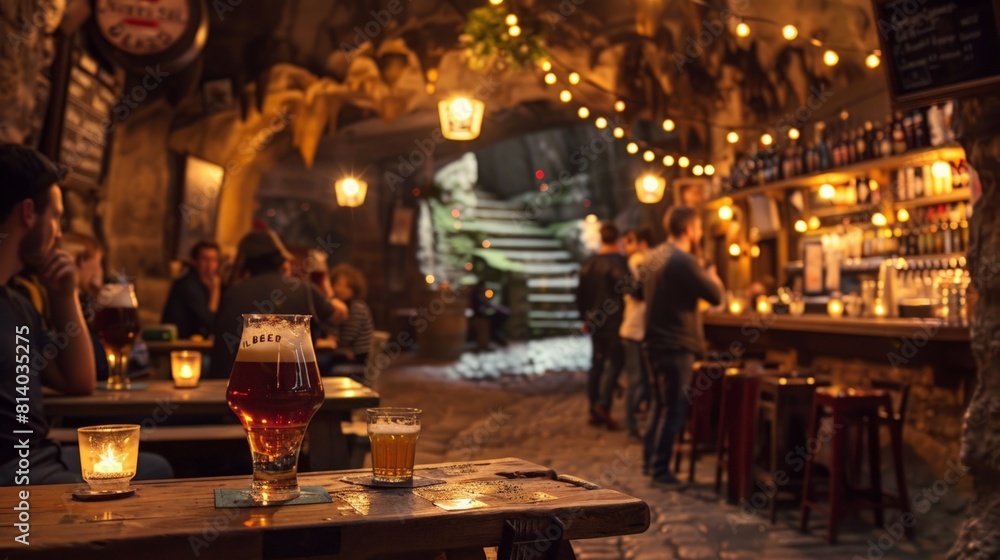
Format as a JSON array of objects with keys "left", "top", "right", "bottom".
[
  {"left": 693, "top": 165, "right": 704, "bottom": 176},
  {"left": 613, "top": 127, "right": 624, "bottom": 138},
  {"left": 425, "top": 275, "right": 435, "bottom": 284},
  {"left": 540, "top": 60, "right": 552, "bottom": 72},
  {"left": 595, "top": 117, "right": 608, "bottom": 129},
  {"left": 819, "top": 183, "right": 836, "bottom": 200},
  {"left": 626, "top": 142, "right": 639, "bottom": 154},
  {"left": 505, "top": 14, "right": 518, "bottom": 26},
  {"left": 729, "top": 243, "right": 742, "bottom": 257},
  {"left": 662, "top": 119, "right": 676, "bottom": 132},
  {"left": 559, "top": 89, "right": 572, "bottom": 103},
  {"left": 508, "top": 25, "right": 521, "bottom": 37},
  {"left": 643, "top": 150, "right": 655, "bottom": 162},
  {"left": 662, "top": 155, "right": 675, "bottom": 166},
  {"left": 578, "top": 106, "right": 590, "bottom": 119},
  {"left": 872, "top": 212, "right": 888, "bottom": 227},
  {"left": 788, "top": 128, "right": 800, "bottom": 140},
  {"left": 782, "top": 25, "right": 798, "bottom": 40},
  {"left": 705, "top": 164, "right": 715, "bottom": 176},
  {"left": 808, "top": 216, "right": 821, "bottom": 230},
  {"left": 678, "top": 156, "right": 690, "bottom": 168},
  {"left": 490, "top": 0, "right": 503, "bottom": 5},
  {"left": 794, "top": 219, "right": 808, "bottom": 233},
  {"left": 750, "top": 244, "right": 761, "bottom": 258},
  {"left": 568, "top": 72, "right": 581, "bottom": 85},
  {"left": 761, "top": 133, "right": 774, "bottom": 146},
  {"left": 585, "top": 214, "right": 598, "bottom": 224},
  {"left": 719, "top": 205, "right": 734, "bottom": 220},
  {"left": 614, "top": 100, "right": 626, "bottom": 112},
  {"left": 727, "top": 131, "right": 740, "bottom": 144},
  {"left": 866, "top": 52, "right": 881, "bottom": 69},
  {"left": 897, "top": 208, "right": 910, "bottom": 222},
  {"left": 544, "top": 72, "right": 557, "bottom": 85},
  {"left": 823, "top": 49, "right": 840, "bottom": 66},
  {"left": 736, "top": 22, "right": 751, "bottom": 37},
  {"left": 932, "top": 161, "right": 951, "bottom": 178}
]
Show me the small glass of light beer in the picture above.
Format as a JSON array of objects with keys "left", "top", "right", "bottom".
[{"left": 367, "top": 408, "right": 421, "bottom": 483}]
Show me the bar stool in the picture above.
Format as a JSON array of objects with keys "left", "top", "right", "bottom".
[
  {"left": 714, "top": 368, "right": 773, "bottom": 503},
  {"left": 673, "top": 361, "right": 726, "bottom": 482},
  {"left": 754, "top": 374, "right": 828, "bottom": 523},
  {"left": 799, "top": 385, "right": 914, "bottom": 544}
]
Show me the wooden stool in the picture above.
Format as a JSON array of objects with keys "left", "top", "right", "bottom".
[
  {"left": 673, "top": 361, "right": 726, "bottom": 483},
  {"left": 714, "top": 368, "right": 765, "bottom": 503},
  {"left": 799, "top": 386, "right": 914, "bottom": 544}
]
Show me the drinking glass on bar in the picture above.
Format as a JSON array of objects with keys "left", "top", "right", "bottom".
[
  {"left": 367, "top": 407, "right": 421, "bottom": 483},
  {"left": 94, "top": 283, "right": 140, "bottom": 390},
  {"left": 226, "top": 314, "right": 324, "bottom": 505}
]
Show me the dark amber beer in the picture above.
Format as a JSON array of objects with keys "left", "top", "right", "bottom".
[
  {"left": 95, "top": 283, "right": 140, "bottom": 390},
  {"left": 94, "top": 306, "right": 140, "bottom": 348},
  {"left": 226, "top": 315, "right": 324, "bottom": 504},
  {"left": 367, "top": 408, "right": 421, "bottom": 483}
]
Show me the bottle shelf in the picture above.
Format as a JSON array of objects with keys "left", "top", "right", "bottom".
[
  {"left": 810, "top": 203, "right": 881, "bottom": 218},
  {"left": 893, "top": 190, "right": 970, "bottom": 209}
]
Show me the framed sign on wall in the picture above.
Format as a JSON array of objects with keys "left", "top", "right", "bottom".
[{"left": 175, "top": 154, "right": 224, "bottom": 259}]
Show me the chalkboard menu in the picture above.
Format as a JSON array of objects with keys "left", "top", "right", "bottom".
[
  {"left": 873, "top": 0, "right": 1000, "bottom": 109},
  {"left": 59, "top": 49, "right": 119, "bottom": 190}
]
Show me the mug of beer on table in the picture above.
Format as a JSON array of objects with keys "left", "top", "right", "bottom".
[{"left": 367, "top": 408, "right": 421, "bottom": 483}]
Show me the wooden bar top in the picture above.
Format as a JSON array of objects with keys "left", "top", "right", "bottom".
[
  {"left": 703, "top": 312, "right": 969, "bottom": 342},
  {"left": 43, "top": 377, "right": 379, "bottom": 418},
  {"left": 0, "top": 458, "right": 650, "bottom": 559}
]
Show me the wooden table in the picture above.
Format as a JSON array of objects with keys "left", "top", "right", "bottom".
[
  {"left": 44, "top": 377, "right": 379, "bottom": 471},
  {"left": 0, "top": 458, "right": 650, "bottom": 560}
]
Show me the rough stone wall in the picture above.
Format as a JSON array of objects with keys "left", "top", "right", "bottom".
[{"left": 0, "top": 0, "right": 62, "bottom": 144}]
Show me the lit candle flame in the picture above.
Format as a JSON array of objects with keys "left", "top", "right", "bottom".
[
  {"left": 179, "top": 364, "right": 194, "bottom": 379},
  {"left": 93, "top": 444, "right": 124, "bottom": 474}
]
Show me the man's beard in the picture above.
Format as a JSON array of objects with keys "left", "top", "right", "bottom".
[{"left": 19, "top": 225, "right": 51, "bottom": 270}]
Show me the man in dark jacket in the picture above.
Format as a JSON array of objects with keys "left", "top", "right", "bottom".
[
  {"left": 575, "top": 222, "right": 630, "bottom": 430},
  {"left": 643, "top": 206, "right": 723, "bottom": 487},
  {"left": 162, "top": 240, "right": 221, "bottom": 339}
]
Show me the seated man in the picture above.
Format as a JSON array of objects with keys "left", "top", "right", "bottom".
[
  {"left": 209, "top": 229, "right": 347, "bottom": 379},
  {"left": 0, "top": 143, "right": 171, "bottom": 484},
  {"left": 162, "top": 240, "right": 221, "bottom": 339}
]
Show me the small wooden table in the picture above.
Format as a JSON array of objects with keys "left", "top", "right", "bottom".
[
  {"left": 43, "top": 377, "right": 379, "bottom": 471},
  {"left": 0, "top": 458, "right": 650, "bottom": 560}
]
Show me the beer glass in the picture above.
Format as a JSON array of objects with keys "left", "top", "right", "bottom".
[
  {"left": 94, "top": 283, "right": 140, "bottom": 390},
  {"left": 367, "top": 408, "right": 421, "bottom": 483},
  {"left": 226, "top": 315, "right": 324, "bottom": 504}
]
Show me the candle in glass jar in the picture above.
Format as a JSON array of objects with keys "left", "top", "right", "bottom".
[
  {"left": 729, "top": 299, "right": 743, "bottom": 315},
  {"left": 756, "top": 296, "right": 772, "bottom": 314},
  {"left": 874, "top": 299, "right": 887, "bottom": 317},
  {"left": 171, "top": 351, "right": 201, "bottom": 388},
  {"left": 827, "top": 298, "right": 844, "bottom": 318}
]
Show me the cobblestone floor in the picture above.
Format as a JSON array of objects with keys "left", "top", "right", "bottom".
[{"left": 368, "top": 350, "right": 964, "bottom": 560}]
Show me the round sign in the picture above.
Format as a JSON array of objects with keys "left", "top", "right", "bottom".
[{"left": 94, "top": 0, "right": 191, "bottom": 56}]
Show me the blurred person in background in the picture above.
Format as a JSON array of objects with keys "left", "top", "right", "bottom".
[
  {"left": 329, "top": 263, "right": 374, "bottom": 368},
  {"left": 620, "top": 226, "right": 653, "bottom": 440},
  {"left": 162, "top": 240, "right": 221, "bottom": 339}
]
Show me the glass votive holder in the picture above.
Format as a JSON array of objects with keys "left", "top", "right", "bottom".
[
  {"left": 77, "top": 425, "right": 140, "bottom": 494},
  {"left": 827, "top": 297, "right": 844, "bottom": 319},
  {"left": 756, "top": 296, "right": 773, "bottom": 315},
  {"left": 171, "top": 351, "right": 201, "bottom": 388}
]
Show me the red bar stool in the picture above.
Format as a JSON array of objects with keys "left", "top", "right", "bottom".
[
  {"left": 714, "top": 368, "right": 767, "bottom": 503},
  {"left": 673, "top": 361, "right": 727, "bottom": 483},
  {"left": 799, "top": 385, "right": 914, "bottom": 544}
]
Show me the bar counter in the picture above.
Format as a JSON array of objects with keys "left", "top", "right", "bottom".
[{"left": 703, "top": 313, "right": 969, "bottom": 342}]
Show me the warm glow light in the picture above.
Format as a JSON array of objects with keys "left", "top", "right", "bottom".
[
  {"left": 663, "top": 155, "right": 675, "bottom": 166},
  {"left": 577, "top": 107, "right": 590, "bottom": 119},
  {"left": 808, "top": 216, "right": 821, "bottom": 230},
  {"left": 788, "top": 128, "right": 800, "bottom": 140},
  {"left": 626, "top": 142, "right": 639, "bottom": 154},
  {"left": 505, "top": 13, "right": 518, "bottom": 26},
  {"left": 585, "top": 214, "right": 598, "bottom": 224},
  {"left": 614, "top": 100, "right": 626, "bottom": 112},
  {"left": 425, "top": 275, "right": 435, "bottom": 284},
  {"left": 635, "top": 174, "right": 666, "bottom": 204},
  {"left": 819, "top": 183, "right": 836, "bottom": 200},
  {"left": 782, "top": 25, "right": 798, "bottom": 40},
  {"left": 718, "top": 205, "right": 734, "bottom": 220},
  {"left": 897, "top": 208, "right": 910, "bottom": 222},
  {"left": 750, "top": 244, "right": 761, "bottom": 258},
  {"left": 827, "top": 297, "right": 844, "bottom": 318},
  {"left": 727, "top": 131, "right": 740, "bottom": 143},
  {"left": 490, "top": 0, "right": 503, "bottom": 5},
  {"left": 705, "top": 164, "right": 715, "bottom": 176},
  {"left": 607, "top": 127, "right": 621, "bottom": 139},
  {"left": 678, "top": 156, "right": 690, "bottom": 168},
  {"left": 729, "top": 299, "right": 744, "bottom": 315},
  {"left": 438, "top": 97, "right": 486, "bottom": 140},
  {"left": 540, "top": 60, "right": 552, "bottom": 72},
  {"left": 693, "top": 165, "right": 704, "bottom": 176},
  {"left": 93, "top": 445, "right": 124, "bottom": 474},
  {"left": 643, "top": 150, "right": 655, "bottom": 162},
  {"left": 756, "top": 296, "right": 772, "bottom": 314},
  {"left": 507, "top": 25, "right": 521, "bottom": 37},
  {"left": 451, "top": 208, "right": 461, "bottom": 218},
  {"left": 544, "top": 72, "right": 557, "bottom": 85},
  {"left": 425, "top": 83, "right": 436, "bottom": 95},
  {"left": 736, "top": 22, "right": 751, "bottom": 37},
  {"left": 871, "top": 212, "right": 888, "bottom": 227},
  {"left": 595, "top": 117, "right": 608, "bottom": 129},
  {"left": 559, "top": 89, "right": 572, "bottom": 102},
  {"left": 794, "top": 219, "right": 808, "bottom": 233},
  {"left": 761, "top": 133, "right": 774, "bottom": 146},
  {"left": 874, "top": 299, "right": 887, "bottom": 317},
  {"left": 729, "top": 243, "right": 742, "bottom": 257},
  {"left": 662, "top": 119, "right": 675, "bottom": 132},
  {"left": 823, "top": 49, "right": 840, "bottom": 66},
  {"left": 171, "top": 350, "right": 201, "bottom": 388},
  {"left": 335, "top": 177, "right": 368, "bottom": 207},
  {"left": 866, "top": 52, "right": 881, "bottom": 69},
  {"left": 568, "top": 72, "right": 581, "bottom": 85},
  {"left": 484, "top": 289, "right": 495, "bottom": 298},
  {"left": 482, "top": 240, "right": 491, "bottom": 248},
  {"left": 870, "top": 180, "right": 879, "bottom": 191},
  {"left": 931, "top": 161, "right": 951, "bottom": 179}
]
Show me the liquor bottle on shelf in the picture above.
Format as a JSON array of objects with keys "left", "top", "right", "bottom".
[
  {"left": 913, "top": 166, "right": 924, "bottom": 199},
  {"left": 879, "top": 120, "right": 893, "bottom": 158},
  {"left": 903, "top": 111, "right": 916, "bottom": 151},
  {"left": 816, "top": 122, "right": 830, "bottom": 171},
  {"left": 847, "top": 127, "right": 858, "bottom": 165},
  {"left": 913, "top": 108, "right": 928, "bottom": 149},
  {"left": 892, "top": 111, "right": 908, "bottom": 155},
  {"left": 857, "top": 176, "right": 871, "bottom": 204},
  {"left": 863, "top": 121, "right": 875, "bottom": 160},
  {"left": 855, "top": 125, "right": 867, "bottom": 162},
  {"left": 794, "top": 141, "right": 804, "bottom": 176}
]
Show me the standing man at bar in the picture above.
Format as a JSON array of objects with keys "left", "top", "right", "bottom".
[
  {"left": 575, "top": 222, "right": 629, "bottom": 430},
  {"left": 643, "top": 206, "right": 723, "bottom": 487},
  {"left": 620, "top": 226, "right": 653, "bottom": 440},
  {"left": 162, "top": 240, "right": 222, "bottom": 339}
]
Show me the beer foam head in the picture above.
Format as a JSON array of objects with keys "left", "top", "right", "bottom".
[
  {"left": 98, "top": 283, "right": 137, "bottom": 308},
  {"left": 235, "top": 314, "right": 317, "bottom": 362},
  {"left": 368, "top": 423, "right": 420, "bottom": 435}
]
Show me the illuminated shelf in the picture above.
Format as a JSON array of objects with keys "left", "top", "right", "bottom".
[{"left": 893, "top": 190, "right": 970, "bottom": 210}]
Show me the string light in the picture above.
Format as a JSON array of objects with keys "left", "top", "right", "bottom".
[
  {"left": 871, "top": 212, "right": 887, "bottom": 227},
  {"left": 788, "top": 128, "right": 800, "bottom": 140},
  {"left": 750, "top": 244, "right": 761, "bottom": 258},
  {"left": 613, "top": 127, "right": 625, "bottom": 138},
  {"left": 568, "top": 72, "right": 581, "bottom": 85},
  {"left": 663, "top": 155, "right": 675, "bottom": 166},
  {"left": 824, "top": 49, "right": 840, "bottom": 66},
  {"left": 577, "top": 107, "right": 590, "bottom": 119},
  {"left": 808, "top": 216, "right": 821, "bottom": 230},
  {"left": 819, "top": 183, "right": 836, "bottom": 200},
  {"left": 719, "top": 205, "right": 734, "bottom": 220},
  {"left": 614, "top": 100, "right": 626, "bottom": 112},
  {"left": 729, "top": 243, "right": 742, "bottom": 257},
  {"left": 544, "top": 72, "right": 557, "bottom": 85},
  {"left": 626, "top": 142, "right": 639, "bottom": 154},
  {"left": 782, "top": 25, "right": 798, "bottom": 40},
  {"left": 794, "top": 220, "right": 808, "bottom": 233},
  {"left": 643, "top": 150, "right": 655, "bottom": 162},
  {"left": 678, "top": 156, "right": 690, "bottom": 168},
  {"left": 540, "top": 60, "right": 552, "bottom": 72},
  {"left": 559, "top": 90, "right": 572, "bottom": 102},
  {"left": 761, "top": 133, "right": 774, "bottom": 146},
  {"left": 727, "top": 131, "right": 740, "bottom": 143},
  {"left": 897, "top": 208, "right": 910, "bottom": 222},
  {"left": 662, "top": 119, "right": 675, "bottom": 132},
  {"left": 595, "top": 117, "right": 608, "bottom": 129},
  {"left": 736, "top": 22, "right": 751, "bottom": 37},
  {"left": 866, "top": 52, "right": 881, "bottom": 69},
  {"left": 508, "top": 25, "right": 521, "bottom": 37},
  {"left": 504, "top": 14, "right": 518, "bottom": 26},
  {"left": 693, "top": 165, "right": 704, "bottom": 176},
  {"left": 705, "top": 164, "right": 715, "bottom": 176}
]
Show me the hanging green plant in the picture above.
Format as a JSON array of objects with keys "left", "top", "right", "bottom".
[{"left": 462, "top": 5, "right": 548, "bottom": 73}]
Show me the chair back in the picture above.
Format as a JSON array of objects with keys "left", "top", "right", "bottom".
[{"left": 870, "top": 379, "right": 911, "bottom": 423}]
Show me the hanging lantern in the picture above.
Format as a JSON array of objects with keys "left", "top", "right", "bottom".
[
  {"left": 438, "top": 97, "right": 485, "bottom": 141},
  {"left": 634, "top": 174, "right": 666, "bottom": 204},
  {"left": 335, "top": 177, "right": 368, "bottom": 207}
]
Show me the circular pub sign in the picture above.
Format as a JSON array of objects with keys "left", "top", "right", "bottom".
[{"left": 90, "top": 0, "right": 207, "bottom": 73}]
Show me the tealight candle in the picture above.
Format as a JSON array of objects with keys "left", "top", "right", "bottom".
[
  {"left": 756, "top": 296, "right": 772, "bottom": 315},
  {"left": 827, "top": 297, "right": 844, "bottom": 319},
  {"left": 171, "top": 351, "right": 202, "bottom": 388},
  {"left": 729, "top": 299, "right": 744, "bottom": 315},
  {"left": 77, "top": 425, "right": 140, "bottom": 493},
  {"left": 874, "top": 299, "right": 887, "bottom": 318}
]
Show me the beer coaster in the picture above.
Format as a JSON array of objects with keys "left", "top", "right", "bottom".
[
  {"left": 340, "top": 475, "right": 446, "bottom": 489},
  {"left": 214, "top": 486, "right": 332, "bottom": 508}
]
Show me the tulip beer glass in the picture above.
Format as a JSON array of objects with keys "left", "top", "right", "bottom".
[
  {"left": 367, "top": 408, "right": 421, "bottom": 483},
  {"left": 226, "top": 315, "right": 324, "bottom": 504},
  {"left": 94, "top": 283, "right": 140, "bottom": 390}
]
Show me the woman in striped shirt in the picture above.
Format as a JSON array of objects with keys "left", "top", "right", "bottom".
[{"left": 330, "top": 263, "right": 374, "bottom": 366}]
